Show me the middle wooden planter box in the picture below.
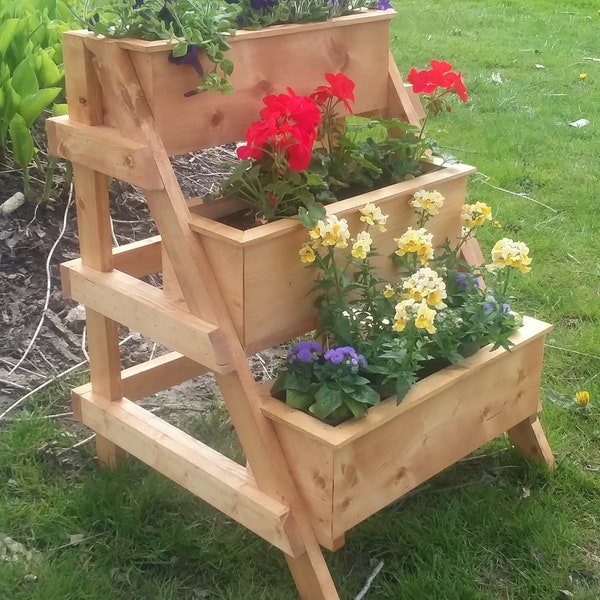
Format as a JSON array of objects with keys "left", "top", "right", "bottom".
[
  {"left": 188, "top": 160, "right": 475, "bottom": 353},
  {"left": 259, "top": 316, "right": 552, "bottom": 550}
]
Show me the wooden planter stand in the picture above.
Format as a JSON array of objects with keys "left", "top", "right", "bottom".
[{"left": 48, "top": 11, "right": 554, "bottom": 599}]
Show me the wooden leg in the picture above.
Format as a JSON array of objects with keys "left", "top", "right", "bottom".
[
  {"left": 95, "top": 433, "right": 124, "bottom": 468},
  {"left": 507, "top": 416, "right": 555, "bottom": 469}
]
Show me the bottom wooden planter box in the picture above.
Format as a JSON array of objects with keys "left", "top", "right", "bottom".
[{"left": 260, "top": 316, "right": 552, "bottom": 550}]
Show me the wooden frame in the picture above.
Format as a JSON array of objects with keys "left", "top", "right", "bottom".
[{"left": 48, "top": 11, "right": 554, "bottom": 599}]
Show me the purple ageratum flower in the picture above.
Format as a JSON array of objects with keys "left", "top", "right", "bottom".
[
  {"left": 169, "top": 44, "right": 204, "bottom": 76},
  {"left": 455, "top": 272, "right": 480, "bottom": 290},
  {"left": 323, "top": 346, "right": 367, "bottom": 373},
  {"left": 377, "top": 0, "right": 393, "bottom": 9},
  {"left": 288, "top": 340, "right": 322, "bottom": 364}
]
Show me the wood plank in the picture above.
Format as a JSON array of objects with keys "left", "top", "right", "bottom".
[
  {"left": 62, "top": 32, "right": 103, "bottom": 125},
  {"left": 507, "top": 416, "right": 555, "bottom": 468},
  {"left": 112, "top": 236, "right": 162, "bottom": 278},
  {"left": 75, "top": 389, "right": 304, "bottom": 557},
  {"left": 385, "top": 52, "right": 424, "bottom": 125},
  {"left": 71, "top": 161, "right": 124, "bottom": 466},
  {"left": 47, "top": 117, "right": 163, "bottom": 190},
  {"left": 62, "top": 262, "right": 232, "bottom": 374},
  {"left": 75, "top": 352, "right": 208, "bottom": 402}
]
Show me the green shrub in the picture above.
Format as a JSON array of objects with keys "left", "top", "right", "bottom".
[{"left": 0, "top": 0, "right": 79, "bottom": 193}]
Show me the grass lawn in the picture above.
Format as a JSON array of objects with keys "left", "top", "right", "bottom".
[{"left": 1, "top": 1, "right": 599, "bottom": 598}]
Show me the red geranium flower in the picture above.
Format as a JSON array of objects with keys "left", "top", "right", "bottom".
[
  {"left": 311, "top": 72, "right": 355, "bottom": 113},
  {"left": 407, "top": 59, "right": 468, "bottom": 102}
]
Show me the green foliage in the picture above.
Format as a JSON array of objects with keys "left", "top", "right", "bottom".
[
  {"left": 0, "top": 0, "right": 77, "bottom": 192},
  {"left": 75, "top": 0, "right": 241, "bottom": 94}
]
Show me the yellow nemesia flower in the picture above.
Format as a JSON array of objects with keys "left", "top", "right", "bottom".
[
  {"left": 383, "top": 284, "right": 394, "bottom": 298},
  {"left": 414, "top": 301, "right": 437, "bottom": 334},
  {"left": 318, "top": 215, "right": 350, "bottom": 248},
  {"left": 299, "top": 244, "right": 315, "bottom": 264},
  {"left": 402, "top": 266, "right": 447, "bottom": 309},
  {"left": 394, "top": 227, "right": 434, "bottom": 265},
  {"left": 576, "top": 390, "right": 590, "bottom": 405},
  {"left": 351, "top": 231, "right": 372, "bottom": 259},
  {"left": 462, "top": 201, "right": 493, "bottom": 229},
  {"left": 359, "top": 203, "right": 388, "bottom": 232},
  {"left": 392, "top": 299, "right": 416, "bottom": 331},
  {"left": 580, "top": 73, "right": 587, "bottom": 80},
  {"left": 491, "top": 238, "right": 532, "bottom": 273},
  {"left": 410, "top": 189, "right": 445, "bottom": 216}
]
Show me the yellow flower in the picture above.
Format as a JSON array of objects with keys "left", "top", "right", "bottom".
[
  {"left": 403, "top": 266, "right": 447, "bottom": 309},
  {"left": 359, "top": 203, "right": 388, "bottom": 232},
  {"left": 491, "top": 238, "right": 532, "bottom": 273},
  {"left": 493, "top": 220, "right": 502, "bottom": 228},
  {"left": 351, "top": 231, "right": 372, "bottom": 259},
  {"left": 394, "top": 227, "right": 434, "bottom": 265},
  {"left": 410, "top": 189, "right": 445, "bottom": 216},
  {"left": 580, "top": 73, "right": 587, "bottom": 80},
  {"left": 462, "top": 202, "right": 493, "bottom": 229},
  {"left": 576, "top": 390, "right": 590, "bottom": 405},
  {"left": 314, "top": 215, "right": 350, "bottom": 248},
  {"left": 414, "top": 301, "right": 437, "bottom": 334},
  {"left": 299, "top": 244, "right": 315, "bottom": 264},
  {"left": 383, "top": 284, "right": 394, "bottom": 298},
  {"left": 392, "top": 299, "right": 416, "bottom": 331}
]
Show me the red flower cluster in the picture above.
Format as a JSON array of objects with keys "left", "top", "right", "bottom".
[
  {"left": 237, "top": 87, "right": 322, "bottom": 171},
  {"left": 407, "top": 59, "right": 468, "bottom": 103},
  {"left": 311, "top": 72, "right": 355, "bottom": 113},
  {"left": 237, "top": 72, "right": 356, "bottom": 172}
]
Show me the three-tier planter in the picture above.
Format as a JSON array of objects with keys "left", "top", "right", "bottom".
[{"left": 48, "top": 10, "right": 554, "bottom": 599}]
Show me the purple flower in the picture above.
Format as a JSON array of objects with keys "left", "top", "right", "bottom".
[
  {"left": 169, "top": 45, "right": 204, "bottom": 76},
  {"left": 483, "top": 303, "right": 494, "bottom": 312},
  {"left": 455, "top": 272, "right": 480, "bottom": 290},
  {"left": 377, "top": 0, "right": 393, "bottom": 9},
  {"left": 323, "top": 346, "right": 366, "bottom": 372},
  {"left": 502, "top": 303, "right": 511, "bottom": 313},
  {"left": 288, "top": 341, "right": 322, "bottom": 363}
]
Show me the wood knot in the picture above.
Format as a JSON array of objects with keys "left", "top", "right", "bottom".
[
  {"left": 313, "top": 473, "right": 327, "bottom": 490},
  {"left": 340, "top": 498, "right": 350, "bottom": 511},
  {"left": 257, "top": 79, "right": 274, "bottom": 95},
  {"left": 124, "top": 156, "right": 134, "bottom": 168},
  {"left": 394, "top": 467, "right": 407, "bottom": 483},
  {"left": 210, "top": 110, "right": 224, "bottom": 127},
  {"left": 78, "top": 96, "right": 87, "bottom": 106},
  {"left": 341, "top": 464, "right": 357, "bottom": 487}
]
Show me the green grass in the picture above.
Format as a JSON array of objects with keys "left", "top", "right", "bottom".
[{"left": 2, "top": 1, "right": 600, "bottom": 598}]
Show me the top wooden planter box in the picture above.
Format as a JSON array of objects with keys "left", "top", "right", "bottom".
[{"left": 66, "top": 10, "right": 399, "bottom": 157}]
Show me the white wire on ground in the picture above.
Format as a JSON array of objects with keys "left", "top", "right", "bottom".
[{"left": 7, "top": 185, "right": 74, "bottom": 376}]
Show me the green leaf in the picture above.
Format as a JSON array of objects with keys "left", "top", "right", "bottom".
[
  {"left": 310, "top": 385, "right": 343, "bottom": 420},
  {"left": 350, "top": 384, "right": 381, "bottom": 406},
  {"left": 52, "top": 103, "right": 68, "bottom": 117},
  {"left": 37, "top": 49, "right": 63, "bottom": 87},
  {"left": 172, "top": 41, "right": 188, "bottom": 58},
  {"left": 19, "top": 87, "right": 61, "bottom": 127},
  {"left": 11, "top": 59, "right": 39, "bottom": 97},
  {"left": 285, "top": 389, "right": 313, "bottom": 411},
  {"left": 9, "top": 113, "right": 35, "bottom": 168},
  {"left": 0, "top": 19, "right": 21, "bottom": 57}
]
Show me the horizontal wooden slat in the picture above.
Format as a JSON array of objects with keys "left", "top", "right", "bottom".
[
  {"left": 76, "top": 351, "right": 208, "bottom": 401},
  {"left": 112, "top": 236, "right": 162, "bottom": 277},
  {"left": 61, "top": 261, "right": 232, "bottom": 373},
  {"left": 47, "top": 116, "right": 163, "bottom": 190},
  {"left": 74, "top": 389, "right": 303, "bottom": 557}
]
